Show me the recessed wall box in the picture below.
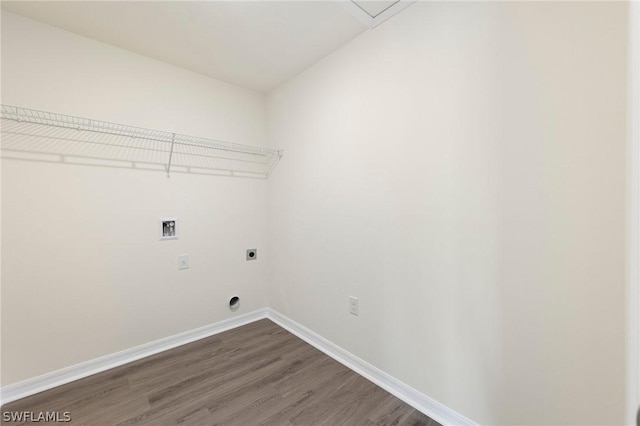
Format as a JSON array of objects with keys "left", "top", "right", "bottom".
[{"left": 159, "top": 217, "right": 178, "bottom": 240}]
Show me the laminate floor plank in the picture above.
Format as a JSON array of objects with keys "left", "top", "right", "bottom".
[
  {"left": 257, "top": 361, "right": 357, "bottom": 426},
  {"left": 1, "top": 319, "right": 438, "bottom": 426},
  {"left": 321, "top": 378, "right": 393, "bottom": 426},
  {"left": 204, "top": 349, "right": 325, "bottom": 424},
  {"left": 175, "top": 407, "right": 213, "bottom": 425},
  {"left": 68, "top": 395, "right": 151, "bottom": 426},
  {"left": 366, "top": 395, "right": 418, "bottom": 425}
]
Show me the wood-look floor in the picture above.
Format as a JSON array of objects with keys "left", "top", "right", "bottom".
[{"left": 1, "top": 319, "right": 439, "bottom": 426}]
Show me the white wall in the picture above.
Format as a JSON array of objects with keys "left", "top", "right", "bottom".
[
  {"left": 627, "top": 3, "right": 640, "bottom": 424},
  {"left": 267, "top": 2, "right": 628, "bottom": 425},
  {"left": 1, "top": 11, "right": 269, "bottom": 385}
]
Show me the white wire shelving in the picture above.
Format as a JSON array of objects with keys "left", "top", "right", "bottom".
[{"left": 0, "top": 105, "right": 282, "bottom": 179}]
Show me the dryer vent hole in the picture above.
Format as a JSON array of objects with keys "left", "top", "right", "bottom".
[{"left": 229, "top": 296, "right": 240, "bottom": 311}]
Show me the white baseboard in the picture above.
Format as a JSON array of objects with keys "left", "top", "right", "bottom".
[
  {"left": 1, "top": 306, "right": 475, "bottom": 425},
  {"left": 266, "top": 309, "right": 476, "bottom": 426},
  {"left": 0, "top": 308, "right": 269, "bottom": 406}
]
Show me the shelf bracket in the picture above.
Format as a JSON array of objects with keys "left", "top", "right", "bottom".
[{"left": 166, "top": 133, "right": 176, "bottom": 178}]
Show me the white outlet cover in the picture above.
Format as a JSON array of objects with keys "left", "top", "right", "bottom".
[
  {"left": 178, "top": 254, "right": 189, "bottom": 270},
  {"left": 349, "top": 296, "right": 359, "bottom": 316}
]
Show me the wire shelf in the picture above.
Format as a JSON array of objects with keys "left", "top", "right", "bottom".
[{"left": 0, "top": 105, "right": 282, "bottom": 178}]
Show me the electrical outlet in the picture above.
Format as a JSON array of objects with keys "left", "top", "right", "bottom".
[
  {"left": 178, "top": 254, "right": 189, "bottom": 270},
  {"left": 349, "top": 296, "right": 359, "bottom": 316}
]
